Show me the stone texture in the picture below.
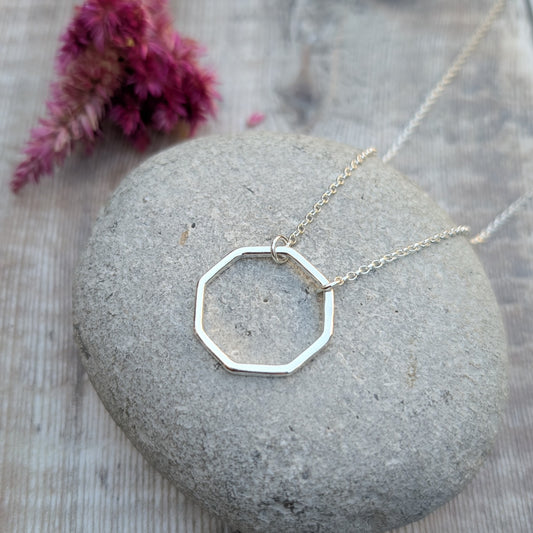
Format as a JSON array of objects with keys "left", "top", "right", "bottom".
[{"left": 73, "top": 133, "right": 508, "bottom": 533}]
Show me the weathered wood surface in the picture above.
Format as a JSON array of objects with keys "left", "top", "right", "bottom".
[{"left": 1, "top": 0, "right": 532, "bottom": 531}]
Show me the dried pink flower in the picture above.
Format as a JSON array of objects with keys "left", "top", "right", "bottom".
[
  {"left": 246, "top": 112, "right": 266, "bottom": 128},
  {"left": 12, "top": 0, "right": 218, "bottom": 193}
]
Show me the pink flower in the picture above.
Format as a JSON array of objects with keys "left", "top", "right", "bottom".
[
  {"left": 246, "top": 112, "right": 266, "bottom": 128},
  {"left": 12, "top": 0, "right": 218, "bottom": 193},
  {"left": 81, "top": 0, "right": 147, "bottom": 51}
]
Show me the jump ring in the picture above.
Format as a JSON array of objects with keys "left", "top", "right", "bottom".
[
  {"left": 319, "top": 276, "right": 343, "bottom": 293},
  {"left": 271, "top": 235, "right": 289, "bottom": 264}
]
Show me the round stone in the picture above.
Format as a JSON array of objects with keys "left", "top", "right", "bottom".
[{"left": 73, "top": 133, "right": 507, "bottom": 533}]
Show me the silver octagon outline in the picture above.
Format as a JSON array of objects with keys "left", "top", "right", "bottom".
[{"left": 194, "top": 246, "right": 334, "bottom": 376}]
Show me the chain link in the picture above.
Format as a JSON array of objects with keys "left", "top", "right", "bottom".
[
  {"left": 380, "top": 0, "right": 531, "bottom": 243},
  {"left": 470, "top": 190, "right": 533, "bottom": 244},
  {"left": 286, "top": 147, "right": 377, "bottom": 246},
  {"left": 381, "top": 0, "right": 507, "bottom": 165},
  {"left": 319, "top": 226, "right": 471, "bottom": 291},
  {"left": 272, "top": 147, "right": 470, "bottom": 291},
  {"left": 273, "top": 0, "right": 524, "bottom": 291}
]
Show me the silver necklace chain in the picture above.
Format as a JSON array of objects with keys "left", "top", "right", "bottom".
[
  {"left": 381, "top": 0, "right": 531, "bottom": 245},
  {"left": 272, "top": 148, "right": 470, "bottom": 291},
  {"left": 286, "top": 147, "right": 377, "bottom": 247},
  {"left": 273, "top": 0, "right": 531, "bottom": 291},
  {"left": 321, "top": 224, "right": 471, "bottom": 292},
  {"left": 381, "top": 0, "right": 507, "bottom": 165},
  {"left": 196, "top": 0, "right": 528, "bottom": 375}
]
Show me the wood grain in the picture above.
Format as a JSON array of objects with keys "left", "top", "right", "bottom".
[{"left": 1, "top": 0, "right": 532, "bottom": 531}]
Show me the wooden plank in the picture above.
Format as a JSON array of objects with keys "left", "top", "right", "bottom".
[{"left": 1, "top": 0, "right": 532, "bottom": 531}]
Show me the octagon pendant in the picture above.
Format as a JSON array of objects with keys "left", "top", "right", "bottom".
[{"left": 194, "top": 246, "right": 334, "bottom": 376}]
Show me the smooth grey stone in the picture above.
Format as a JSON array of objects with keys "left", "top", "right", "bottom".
[{"left": 73, "top": 133, "right": 507, "bottom": 533}]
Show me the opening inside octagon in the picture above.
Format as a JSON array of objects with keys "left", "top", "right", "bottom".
[{"left": 202, "top": 256, "right": 325, "bottom": 366}]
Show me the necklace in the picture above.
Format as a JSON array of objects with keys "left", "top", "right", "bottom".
[
  {"left": 193, "top": 148, "right": 470, "bottom": 376},
  {"left": 194, "top": 0, "right": 529, "bottom": 376}
]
